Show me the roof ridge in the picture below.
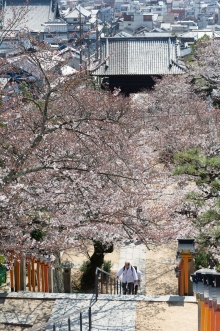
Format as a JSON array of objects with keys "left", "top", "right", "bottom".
[{"left": 171, "top": 59, "right": 186, "bottom": 71}]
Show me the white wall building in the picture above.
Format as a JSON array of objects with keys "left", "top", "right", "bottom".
[{"left": 119, "top": 12, "right": 155, "bottom": 31}]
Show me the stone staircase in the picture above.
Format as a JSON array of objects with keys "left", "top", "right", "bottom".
[
  {"left": 0, "top": 242, "right": 198, "bottom": 330},
  {"left": 0, "top": 292, "right": 197, "bottom": 331},
  {"left": 46, "top": 297, "right": 136, "bottom": 331}
]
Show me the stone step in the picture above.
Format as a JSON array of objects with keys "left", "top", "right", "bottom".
[
  {"left": 46, "top": 299, "right": 91, "bottom": 330},
  {"left": 46, "top": 299, "right": 136, "bottom": 331},
  {"left": 90, "top": 300, "right": 136, "bottom": 331}
]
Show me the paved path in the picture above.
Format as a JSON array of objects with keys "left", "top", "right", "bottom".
[{"left": 113, "top": 241, "right": 147, "bottom": 295}]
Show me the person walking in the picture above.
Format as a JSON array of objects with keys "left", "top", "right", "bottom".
[
  {"left": 116, "top": 261, "right": 138, "bottom": 295},
  {"left": 133, "top": 266, "right": 142, "bottom": 295}
]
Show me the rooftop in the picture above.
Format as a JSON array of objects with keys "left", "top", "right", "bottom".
[
  {"left": 91, "top": 37, "right": 186, "bottom": 76},
  {"left": 3, "top": 0, "right": 57, "bottom": 31},
  {"left": 64, "top": 5, "right": 91, "bottom": 18}
]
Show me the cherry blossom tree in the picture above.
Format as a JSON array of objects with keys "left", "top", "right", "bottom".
[
  {"left": 136, "top": 74, "right": 219, "bottom": 159},
  {"left": 0, "top": 40, "right": 183, "bottom": 289},
  {"left": 4, "top": 31, "right": 220, "bottom": 286},
  {"left": 135, "top": 39, "right": 220, "bottom": 268},
  {"left": 0, "top": 1, "right": 31, "bottom": 46}
]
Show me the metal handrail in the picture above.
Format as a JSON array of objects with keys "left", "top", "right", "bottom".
[
  {"left": 27, "top": 304, "right": 92, "bottom": 331},
  {"left": 95, "top": 267, "right": 117, "bottom": 278},
  {"left": 95, "top": 267, "right": 122, "bottom": 300}
]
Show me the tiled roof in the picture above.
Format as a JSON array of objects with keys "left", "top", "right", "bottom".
[
  {"left": 64, "top": 5, "right": 91, "bottom": 18},
  {"left": 91, "top": 37, "right": 186, "bottom": 76},
  {"left": 4, "top": 0, "right": 56, "bottom": 31},
  {"left": 114, "top": 31, "right": 133, "bottom": 37}
]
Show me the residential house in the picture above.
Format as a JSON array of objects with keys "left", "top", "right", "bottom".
[
  {"left": 119, "top": 12, "right": 156, "bottom": 31},
  {"left": 98, "top": 6, "right": 115, "bottom": 23},
  {"left": 43, "top": 21, "right": 69, "bottom": 45},
  {"left": 58, "top": 46, "right": 87, "bottom": 68}
]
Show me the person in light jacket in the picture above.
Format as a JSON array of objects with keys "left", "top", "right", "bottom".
[{"left": 116, "top": 261, "right": 138, "bottom": 295}]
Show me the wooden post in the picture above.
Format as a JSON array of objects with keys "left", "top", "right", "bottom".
[
  {"left": 28, "top": 261, "right": 31, "bottom": 291},
  {"left": 214, "top": 311, "right": 220, "bottom": 331},
  {"left": 44, "top": 265, "right": 49, "bottom": 293},
  {"left": 37, "top": 261, "right": 41, "bottom": 292},
  {"left": 14, "top": 260, "right": 18, "bottom": 292},
  {"left": 31, "top": 259, "right": 35, "bottom": 292},
  {"left": 16, "top": 260, "right": 20, "bottom": 291},
  {"left": 10, "top": 252, "right": 14, "bottom": 292},
  {"left": 14, "top": 260, "right": 20, "bottom": 292},
  {"left": 207, "top": 303, "right": 211, "bottom": 331},
  {"left": 20, "top": 255, "right": 26, "bottom": 291},
  {"left": 209, "top": 303, "right": 214, "bottom": 331},
  {"left": 203, "top": 301, "right": 210, "bottom": 331},
  {"left": 48, "top": 267, "right": 53, "bottom": 293},
  {"left": 179, "top": 251, "right": 192, "bottom": 296},
  {"left": 201, "top": 301, "right": 205, "bottom": 331},
  {"left": 211, "top": 307, "right": 215, "bottom": 331},
  {"left": 183, "top": 255, "right": 189, "bottom": 295},
  {"left": 180, "top": 262, "right": 184, "bottom": 296},
  {"left": 41, "top": 262, "right": 45, "bottom": 292},
  {"left": 198, "top": 297, "right": 201, "bottom": 331}
]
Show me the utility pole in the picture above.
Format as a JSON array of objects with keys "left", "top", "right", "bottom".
[
  {"left": 87, "top": 39, "right": 91, "bottom": 64},
  {"left": 96, "top": 12, "right": 99, "bottom": 60},
  {"left": 0, "top": 0, "right": 4, "bottom": 33},
  {"left": 79, "top": 11, "right": 82, "bottom": 67}
]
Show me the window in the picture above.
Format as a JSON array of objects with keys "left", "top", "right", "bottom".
[
  {"left": 45, "top": 34, "right": 53, "bottom": 38},
  {"left": 143, "top": 15, "right": 152, "bottom": 21},
  {"left": 124, "top": 15, "right": 134, "bottom": 21}
]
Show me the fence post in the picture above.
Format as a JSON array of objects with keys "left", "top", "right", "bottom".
[
  {"left": 20, "top": 255, "right": 26, "bottom": 291},
  {"left": 31, "top": 259, "right": 35, "bottom": 292},
  {"left": 110, "top": 277, "right": 112, "bottom": 294},
  {"left": 101, "top": 271, "right": 103, "bottom": 294},
  {"left": 53, "top": 324, "right": 56, "bottom": 331},
  {"left": 114, "top": 278, "right": 116, "bottom": 294},
  {"left": 68, "top": 317, "right": 71, "bottom": 331},
  {"left": 28, "top": 261, "right": 31, "bottom": 291},
  {"left": 95, "top": 270, "right": 98, "bottom": 301},
  {"left": 89, "top": 306, "right": 92, "bottom": 331},
  {"left": 106, "top": 275, "right": 108, "bottom": 294},
  {"left": 80, "top": 312, "right": 82, "bottom": 331},
  {"left": 37, "top": 261, "right": 41, "bottom": 292},
  {"left": 10, "top": 252, "right": 14, "bottom": 292}
]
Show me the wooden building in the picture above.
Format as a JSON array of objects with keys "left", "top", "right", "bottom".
[{"left": 90, "top": 36, "right": 186, "bottom": 93}]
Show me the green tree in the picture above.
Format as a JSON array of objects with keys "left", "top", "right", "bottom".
[{"left": 174, "top": 148, "right": 220, "bottom": 265}]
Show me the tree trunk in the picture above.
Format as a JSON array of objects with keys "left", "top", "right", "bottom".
[
  {"left": 53, "top": 252, "right": 64, "bottom": 293},
  {"left": 81, "top": 241, "right": 113, "bottom": 290}
]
